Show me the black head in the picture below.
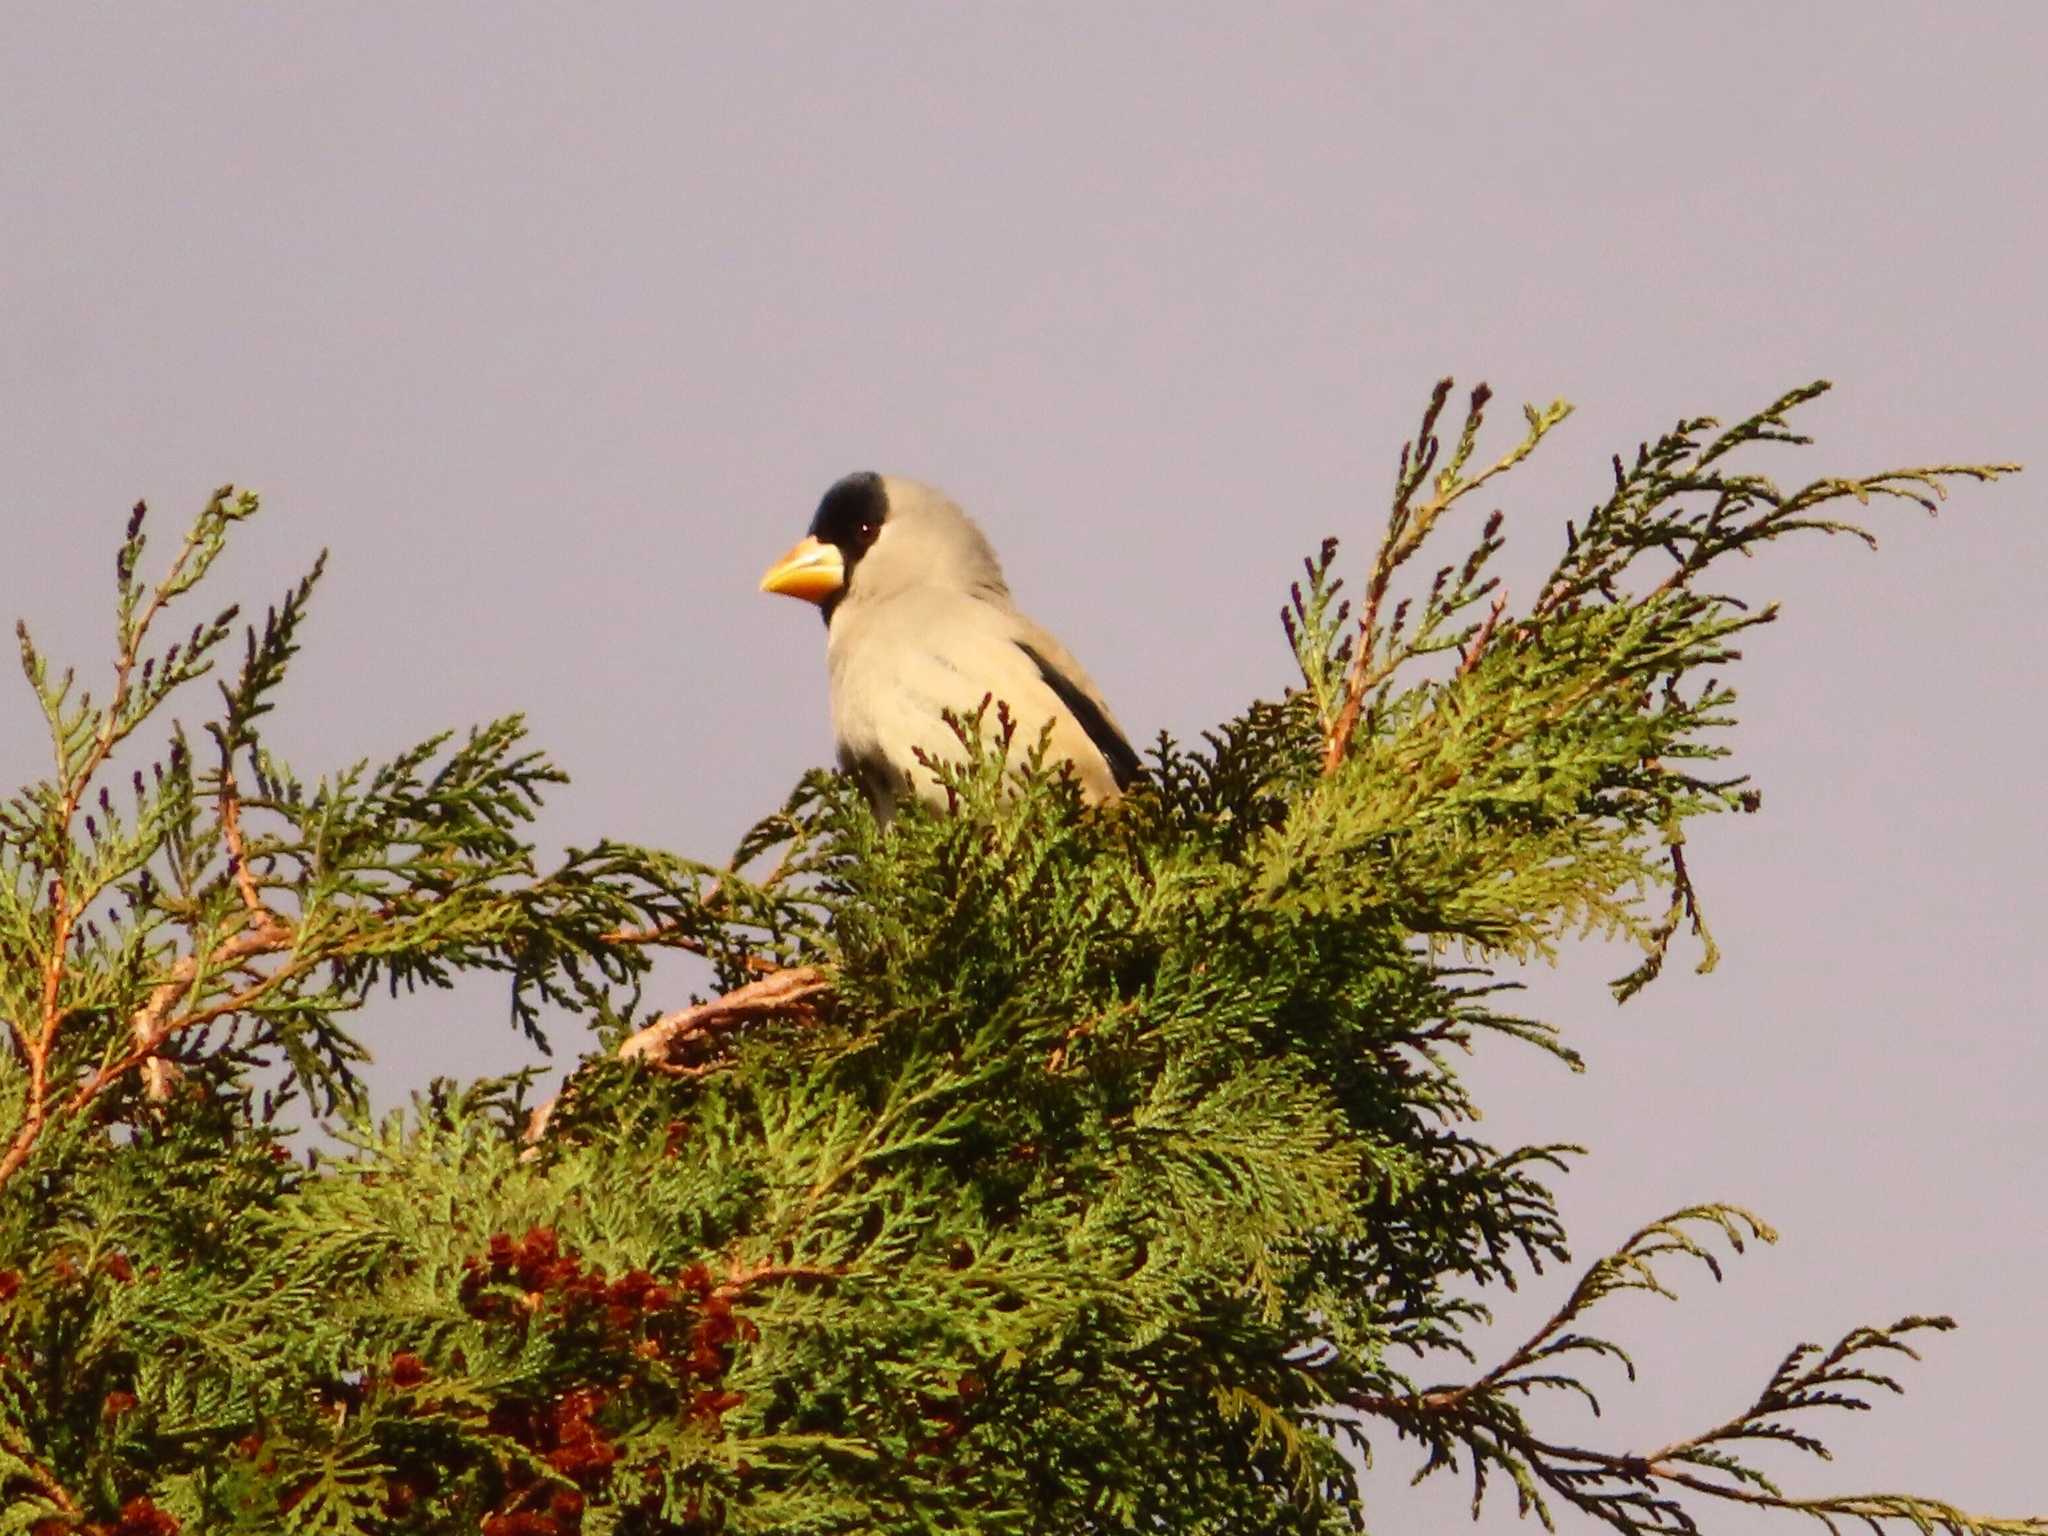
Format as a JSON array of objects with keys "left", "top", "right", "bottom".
[{"left": 808, "top": 471, "right": 889, "bottom": 560}]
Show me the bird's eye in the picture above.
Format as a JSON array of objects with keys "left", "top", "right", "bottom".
[{"left": 856, "top": 519, "right": 880, "bottom": 548}]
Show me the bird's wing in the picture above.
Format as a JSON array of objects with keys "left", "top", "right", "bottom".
[{"left": 1005, "top": 614, "right": 1140, "bottom": 791}]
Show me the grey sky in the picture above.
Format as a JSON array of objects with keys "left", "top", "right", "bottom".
[{"left": 2, "top": 4, "right": 2040, "bottom": 1528}]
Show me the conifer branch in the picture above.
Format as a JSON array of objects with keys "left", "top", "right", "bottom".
[
  {"left": 0, "top": 1418, "right": 79, "bottom": 1520},
  {"left": 90, "top": 916, "right": 296, "bottom": 1088},
  {"left": 598, "top": 916, "right": 781, "bottom": 976},
  {"left": 616, "top": 964, "right": 833, "bottom": 1075},
  {"left": 5, "top": 490, "right": 252, "bottom": 1181},
  {"left": 525, "top": 963, "right": 833, "bottom": 1145},
  {"left": 1456, "top": 586, "right": 1510, "bottom": 679},
  {"left": 1319, "top": 380, "right": 1572, "bottom": 774},
  {"left": 1, "top": 913, "right": 298, "bottom": 1185},
  {"left": 1343, "top": 1210, "right": 2043, "bottom": 1535}
]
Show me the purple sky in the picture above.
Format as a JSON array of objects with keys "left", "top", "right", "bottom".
[{"left": 3, "top": 6, "right": 2040, "bottom": 1528}]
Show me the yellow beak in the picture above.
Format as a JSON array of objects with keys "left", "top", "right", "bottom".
[{"left": 758, "top": 536, "right": 846, "bottom": 604}]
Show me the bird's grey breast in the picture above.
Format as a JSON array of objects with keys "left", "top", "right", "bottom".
[{"left": 826, "top": 589, "right": 992, "bottom": 748}]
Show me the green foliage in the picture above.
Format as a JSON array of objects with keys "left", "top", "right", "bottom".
[{"left": 0, "top": 389, "right": 2028, "bottom": 1535}]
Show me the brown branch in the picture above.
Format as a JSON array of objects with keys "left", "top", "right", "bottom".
[
  {"left": 217, "top": 746, "right": 267, "bottom": 919},
  {"left": 1455, "top": 587, "right": 1510, "bottom": 679},
  {"left": 520, "top": 1097, "right": 557, "bottom": 1149},
  {"left": 126, "top": 913, "right": 291, "bottom": 1057},
  {"left": 80, "top": 934, "right": 301, "bottom": 1118},
  {"left": 523, "top": 964, "right": 835, "bottom": 1151},
  {"left": 602, "top": 871, "right": 728, "bottom": 951},
  {"left": 1045, "top": 1019, "right": 1091, "bottom": 1074},
  {"left": 1320, "top": 515, "right": 1412, "bottom": 775},
  {"left": 1529, "top": 570, "right": 1577, "bottom": 622},
  {"left": 0, "top": 1421, "right": 78, "bottom": 1518},
  {"left": 617, "top": 965, "right": 831, "bottom": 1075},
  {"left": 715, "top": 1258, "right": 845, "bottom": 1300},
  {"left": 0, "top": 913, "right": 294, "bottom": 1189},
  {"left": 600, "top": 918, "right": 779, "bottom": 976},
  {"left": 131, "top": 742, "right": 280, "bottom": 1104},
  {"left": 1323, "top": 382, "right": 1561, "bottom": 775},
  {"left": 1319, "top": 386, "right": 1451, "bottom": 775},
  {"left": 600, "top": 833, "right": 805, "bottom": 977},
  {"left": 601, "top": 920, "right": 694, "bottom": 947},
  {"left": 1349, "top": 1253, "right": 1597, "bottom": 1421},
  {"left": 14, "top": 517, "right": 219, "bottom": 1181}
]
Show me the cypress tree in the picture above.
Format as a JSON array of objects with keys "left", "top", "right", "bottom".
[{"left": 0, "top": 383, "right": 2030, "bottom": 1534}]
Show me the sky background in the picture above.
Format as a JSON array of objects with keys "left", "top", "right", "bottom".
[{"left": 2, "top": 5, "right": 2040, "bottom": 1529}]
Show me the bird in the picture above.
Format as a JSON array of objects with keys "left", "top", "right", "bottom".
[{"left": 759, "top": 472, "right": 1140, "bottom": 821}]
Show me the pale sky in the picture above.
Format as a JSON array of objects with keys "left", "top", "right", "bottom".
[{"left": 2, "top": 6, "right": 2040, "bottom": 1529}]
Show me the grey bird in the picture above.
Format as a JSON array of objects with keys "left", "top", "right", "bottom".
[{"left": 759, "top": 472, "right": 1139, "bottom": 821}]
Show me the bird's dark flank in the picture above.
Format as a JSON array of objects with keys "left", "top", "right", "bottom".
[{"left": 1016, "top": 642, "right": 1140, "bottom": 790}]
